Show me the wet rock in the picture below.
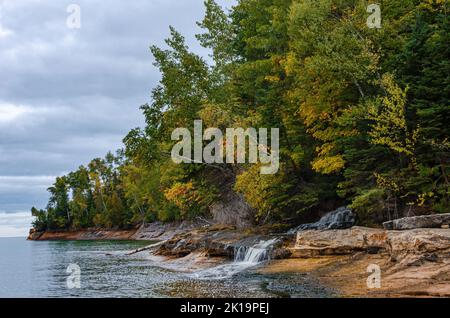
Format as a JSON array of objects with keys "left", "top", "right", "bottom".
[
  {"left": 270, "top": 248, "right": 292, "bottom": 260},
  {"left": 383, "top": 213, "right": 450, "bottom": 230},
  {"left": 291, "top": 207, "right": 356, "bottom": 233},
  {"left": 204, "top": 241, "right": 234, "bottom": 258},
  {"left": 155, "top": 228, "right": 250, "bottom": 259},
  {"left": 156, "top": 237, "right": 193, "bottom": 257},
  {"left": 383, "top": 221, "right": 394, "bottom": 230}
]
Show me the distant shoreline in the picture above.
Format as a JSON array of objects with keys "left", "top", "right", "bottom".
[
  {"left": 28, "top": 228, "right": 139, "bottom": 241},
  {"left": 27, "top": 221, "right": 202, "bottom": 242}
]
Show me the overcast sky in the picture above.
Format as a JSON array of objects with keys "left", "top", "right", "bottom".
[{"left": 0, "top": 0, "right": 233, "bottom": 237}]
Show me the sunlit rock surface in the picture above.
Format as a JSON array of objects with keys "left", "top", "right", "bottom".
[
  {"left": 383, "top": 213, "right": 450, "bottom": 230},
  {"left": 293, "top": 226, "right": 450, "bottom": 258}
]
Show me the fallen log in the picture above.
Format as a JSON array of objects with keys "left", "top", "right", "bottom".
[{"left": 127, "top": 241, "right": 166, "bottom": 255}]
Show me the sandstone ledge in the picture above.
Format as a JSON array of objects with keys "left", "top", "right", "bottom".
[
  {"left": 260, "top": 226, "right": 450, "bottom": 297},
  {"left": 293, "top": 226, "right": 450, "bottom": 259}
]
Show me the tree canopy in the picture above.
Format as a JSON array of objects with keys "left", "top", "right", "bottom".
[{"left": 32, "top": 0, "right": 449, "bottom": 231}]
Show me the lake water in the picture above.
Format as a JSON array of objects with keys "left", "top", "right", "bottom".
[{"left": 0, "top": 237, "right": 334, "bottom": 298}]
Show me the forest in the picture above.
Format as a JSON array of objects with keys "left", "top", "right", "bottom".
[{"left": 32, "top": 0, "right": 449, "bottom": 232}]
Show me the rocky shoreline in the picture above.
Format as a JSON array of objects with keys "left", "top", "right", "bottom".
[
  {"left": 27, "top": 221, "right": 203, "bottom": 241},
  {"left": 28, "top": 213, "right": 450, "bottom": 298},
  {"left": 283, "top": 226, "right": 450, "bottom": 297}
]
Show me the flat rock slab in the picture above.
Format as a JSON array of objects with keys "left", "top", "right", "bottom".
[
  {"left": 383, "top": 213, "right": 450, "bottom": 230},
  {"left": 293, "top": 226, "right": 450, "bottom": 259}
]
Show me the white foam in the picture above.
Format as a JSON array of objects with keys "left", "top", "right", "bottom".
[{"left": 190, "top": 238, "right": 278, "bottom": 280}]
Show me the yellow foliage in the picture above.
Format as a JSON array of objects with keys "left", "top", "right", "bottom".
[
  {"left": 234, "top": 165, "right": 283, "bottom": 220},
  {"left": 367, "top": 73, "right": 419, "bottom": 158},
  {"left": 312, "top": 155, "right": 345, "bottom": 174},
  {"left": 374, "top": 173, "right": 400, "bottom": 193},
  {"left": 264, "top": 75, "right": 281, "bottom": 82},
  {"left": 316, "top": 143, "right": 335, "bottom": 157},
  {"left": 164, "top": 182, "right": 203, "bottom": 215},
  {"left": 417, "top": 192, "right": 436, "bottom": 207}
]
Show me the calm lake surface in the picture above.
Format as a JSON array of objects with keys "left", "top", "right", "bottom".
[{"left": 0, "top": 237, "right": 334, "bottom": 298}]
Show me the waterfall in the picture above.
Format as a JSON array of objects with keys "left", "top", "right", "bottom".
[
  {"left": 234, "top": 239, "right": 278, "bottom": 264},
  {"left": 190, "top": 238, "right": 278, "bottom": 280},
  {"left": 288, "top": 207, "right": 356, "bottom": 234}
]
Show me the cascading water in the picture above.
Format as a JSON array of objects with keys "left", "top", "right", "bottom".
[
  {"left": 288, "top": 207, "right": 356, "bottom": 234},
  {"left": 233, "top": 239, "right": 278, "bottom": 264},
  {"left": 190, "top": 238, "right": 278, "bottom": 280}
]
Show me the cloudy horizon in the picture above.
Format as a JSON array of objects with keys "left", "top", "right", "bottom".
[{"left": 0, "top": 0, "right": 232, "bottom": 237}]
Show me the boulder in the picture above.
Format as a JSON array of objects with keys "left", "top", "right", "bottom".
[
  {"left": 383, "top": 213, "right": 450, "bottom": 230},
  {"left": 290, "top": 207, "right": 357, "bottom": 233}
]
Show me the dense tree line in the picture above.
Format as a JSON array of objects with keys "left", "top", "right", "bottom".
[{"left": 32, "top": 0, "right": 449, "bottom": 231}]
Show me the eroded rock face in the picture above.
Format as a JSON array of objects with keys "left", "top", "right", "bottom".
[
  {"left": 131, "top": 221, "right": 203, "bottom": 241},
  {"left": 155, "top": 229, "right": 246, "bottom": 259},
  {"left": 28, "top": 229, "right": 44, "bottom": 240},
  {"left": 293, "top": 227, "right": 450, "bottom": 260},
  {"left": 291, "top": 207, "right": 357, "bottom": 233},
  {"left": 210, "top": 191, "right": 254, "bottom": 229},
  {"left": 383, "top": 213, "right": 450, "bottom": 231}
]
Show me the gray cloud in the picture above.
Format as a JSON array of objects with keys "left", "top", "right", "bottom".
[
  {"left": 0, "top": 212, "right": 34, "bottom": 237},
  {"left": 0, "top": 0, "right": 234, "bottom": 223}
]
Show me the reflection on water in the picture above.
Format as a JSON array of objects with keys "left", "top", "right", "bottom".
[{"left": 0, "top": 237, "right": 334, "bottom": 298}]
